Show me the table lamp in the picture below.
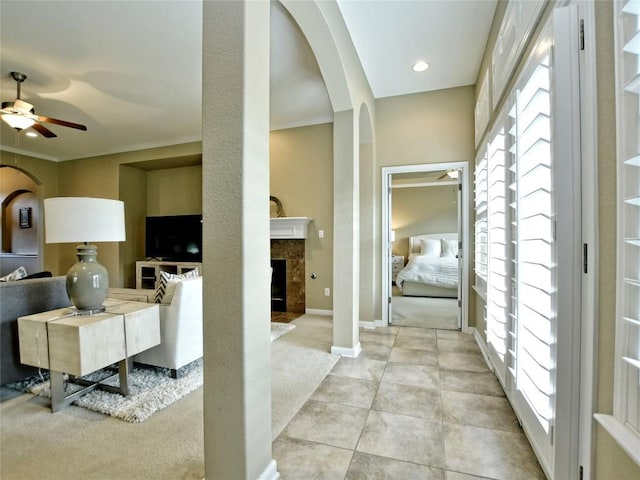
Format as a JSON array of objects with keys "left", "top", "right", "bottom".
[{"left": 45, "top": 197, "right": 125, "bottom": 314}]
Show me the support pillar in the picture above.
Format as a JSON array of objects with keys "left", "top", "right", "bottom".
[
  {"left": 202, "top": 2, "right": 276, "bottom": 479},
  {"left": 332, "top": 110, "right": 361, "bottom": 357}
]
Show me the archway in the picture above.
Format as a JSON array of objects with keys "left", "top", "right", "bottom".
[
  {"left": 281, "top": 0, "right": 376, "bottom": 355},
  {"left": 0, "top": 165, "right": 43, "bottom": 276}
]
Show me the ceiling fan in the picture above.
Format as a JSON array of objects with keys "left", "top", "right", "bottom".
[
  {"left": 437, "top": 169, "right": 460, "bottom": 180},
  {"left": 1, "top": 71, "right": 87, "bottom": 138}
]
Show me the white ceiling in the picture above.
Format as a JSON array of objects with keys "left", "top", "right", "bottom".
[{"left": 0, "top": 0, "right": 497, "bottom": 162}]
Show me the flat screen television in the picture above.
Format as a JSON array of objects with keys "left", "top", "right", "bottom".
[{"left": 145, "top": 214, "right": 202, "bottom": 262}]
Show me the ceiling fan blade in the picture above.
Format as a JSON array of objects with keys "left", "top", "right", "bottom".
[
  {"left": 34, "top": 115, "right": 87, "bottom": 131},
  {"left": 32, "top": 122, "right": 57, "bottom": 138},
  {"left": 437, "top": 172, "right": 448, "bottom": 180}
]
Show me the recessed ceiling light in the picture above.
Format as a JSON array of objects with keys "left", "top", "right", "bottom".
[
  {"left": 412, "top": 61, "right": 430, "bottom": 72},
  {"left": 25, "top": 131, "right": 37, "bottom": 138}
]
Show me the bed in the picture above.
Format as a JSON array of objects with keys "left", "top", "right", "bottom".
[{"left": 395, "top": 233, "right": 459, "bottom": 298}]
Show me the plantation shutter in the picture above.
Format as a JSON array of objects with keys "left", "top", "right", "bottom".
[
  {"left": 481, "top": 6, "right": 583, "bottom": 476},
  {"left": 510, "top": 33, "right": 555, "bottom": 436},
  {"left": 486, "top": 123, "right": 509, "bottom": 383},
  {"left": 475, "top": 148, "right": 489, "bottom": 293}
]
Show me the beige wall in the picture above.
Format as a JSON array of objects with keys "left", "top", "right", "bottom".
[
  {"left": 146, "top": 165, "right": 202, "bottom": 216},
  {"left": 53, "top": 143, "right": 202, "bottom": 285},
  {"left": 119, "top": 165, "right": 147, "bottom": 288},
  {"left": 375, "top": 86, "right": 475, "bottom": 321},
  {"left": 391, "top": 184, "right": 458, "bottom": 259},
  {"left": 376, "top": 87, "right": 476, "bottom": 167},
  {"left": 270, "top": 123, "right": 333, "bottom": 311},
  {"left": 57, "top": 156, "right": 121, "bottom": 285}
]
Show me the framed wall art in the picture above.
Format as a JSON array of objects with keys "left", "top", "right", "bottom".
[{"left": 19, "top": 207, "right": 32, "bottom": 229}]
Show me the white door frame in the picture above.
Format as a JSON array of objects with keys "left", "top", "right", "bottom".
[{"left": 381, "top": 162, "right": 470, "bottom": 330}]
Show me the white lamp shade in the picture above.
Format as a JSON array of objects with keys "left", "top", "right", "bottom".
[{"left": 45, "top": 197, "right": 126, "bottom": 244}]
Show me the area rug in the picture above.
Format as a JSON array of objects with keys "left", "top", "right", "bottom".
[
  {"left": 7, "top": 360, "right": 203, "bottom": 423},
  {"left": 6, "top": 321, "right": 301, "bottom": 424},
  {"left": 271, "top": 321, "right": 296, "bottom": 341}
]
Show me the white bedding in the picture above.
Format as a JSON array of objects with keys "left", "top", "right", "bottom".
[{"left": 396, "top": 253, "right": 459, "bottom": 290}]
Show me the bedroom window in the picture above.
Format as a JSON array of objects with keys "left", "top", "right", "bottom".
[{"left": 594, "top": 0, "right": 640, "bottom": 464}]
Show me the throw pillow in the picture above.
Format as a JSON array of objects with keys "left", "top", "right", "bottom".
[
  {"left": 0, "top": 266, "right": 28, "bottom": 282},
  {"left": 419, "top": 238, "right": 441, "bottom": 257},
  {"left": 153, "top": 268, "right": 200, "bottom": 304}
]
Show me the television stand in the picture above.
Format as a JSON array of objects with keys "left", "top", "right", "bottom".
[{"left": 135, "top": 260, "right": 202, "bottom": 290}]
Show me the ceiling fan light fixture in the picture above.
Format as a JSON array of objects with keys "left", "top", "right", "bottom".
[
  {"left": 446, "top": 169, "right": 459, "bottom": 179},
  {"left": 412, "top": 60, "right": 430, "bottom": 72},
  {"left": 2, "top": 113, "right": 35, "bottom": 130}
]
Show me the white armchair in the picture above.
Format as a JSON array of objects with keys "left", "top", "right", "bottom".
[{"left": 134, "top": 276, "right": 203, "bottom": 378}]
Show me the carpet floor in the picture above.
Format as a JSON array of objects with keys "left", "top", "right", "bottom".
[
  {"left": 392, "top": 293, "right": 459, "bottom": 329},
  {"left": 0, "top": 314, "right": 338, "bottom": 480},
  {"left": 5, "top": 322, "right": 299, "bottom": 424}
]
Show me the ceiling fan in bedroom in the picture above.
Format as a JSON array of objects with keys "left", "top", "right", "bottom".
[
  {"left": 1, "top": 71, "right": 87, "bottom": 138},
  {"left": 437, "top": 169, "right": 460, "bottom": 180}
]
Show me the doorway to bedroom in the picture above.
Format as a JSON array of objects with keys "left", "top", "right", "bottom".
[{"left": 381, "top": 162, "right": 470, "bottom": 330}]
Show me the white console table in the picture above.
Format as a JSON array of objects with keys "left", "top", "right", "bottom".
[{"left": 136, "top": 261, "right": 201, "bottom": 289}]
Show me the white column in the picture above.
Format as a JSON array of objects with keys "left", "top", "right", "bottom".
[
  {"left": 202, "top": 2, "right": 276, "bottom": 479},
  {"left": 359, "top": 110, "right": 376, "bottom": 324},
  {"left": 332, "top": 110, "right": 361, "bottom": 357}
]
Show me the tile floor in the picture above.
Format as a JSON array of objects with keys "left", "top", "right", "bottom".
[{"left": 273, "top": 325, "right": 546, "bottom": 480}]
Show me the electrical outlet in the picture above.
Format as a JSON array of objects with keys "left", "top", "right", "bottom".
[{"left": 324, "top": 288, "right": 330, "bottom": 296}]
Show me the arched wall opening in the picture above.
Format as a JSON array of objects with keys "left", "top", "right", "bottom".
[
  {"left": 0, "top": 165, "right": 44, "bottom": 276},
  {"left": 280, "top": 0, "right": 376, "bottom": 351}
]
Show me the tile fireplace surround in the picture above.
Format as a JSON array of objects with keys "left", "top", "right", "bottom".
[{"left": 270, "top": 239, "right": 305, "bottom": 314}]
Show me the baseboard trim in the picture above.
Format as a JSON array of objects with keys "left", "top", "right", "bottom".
[
  {"left": 331, "top": 342, "right": 362, "bottom": 358},
  {"left": 468, "top": 327, "right": 492, "bottom": 371},
  {"left": 305, "top": 308, "right": 333, "bottom": 316},
  {"left": 359, "top": 321, "right": 377, "bottom": 329},
  {"left": 374, "top": 319, "right": 385, "bottom": 327},
  {"left": 256, "top": 460, "right": 279, "bottom": 480}
]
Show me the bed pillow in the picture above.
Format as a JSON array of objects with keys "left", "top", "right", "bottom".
[
  {"left": 441, "top": 238, "right": 458, "bottom": 258},
  {"left": 153, "top": 268, "right": 200, "bottom": 304},
  {"left": 419, "top": 238, "right": 441, "bottom": 257}
]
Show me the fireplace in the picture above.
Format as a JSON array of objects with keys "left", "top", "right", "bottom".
[
  {"left": 270, "top": 239, "right": 305, "bottom": 315},
  {"left": 271, "top": 259, "right": 287, "bottom": 312}
]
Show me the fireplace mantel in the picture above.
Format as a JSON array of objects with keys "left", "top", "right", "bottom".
[{"left": 270, "top": 217, "right": 312, "bottom": 239}]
